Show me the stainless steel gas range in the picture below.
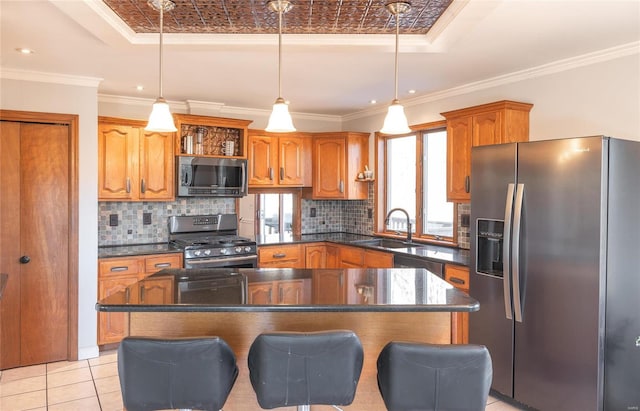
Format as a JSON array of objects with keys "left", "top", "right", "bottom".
[{"left": 168, "top": 214, "right": 257, "bottom": 269}]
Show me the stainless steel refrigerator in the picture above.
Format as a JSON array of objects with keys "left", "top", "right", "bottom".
[{"left": 469, "top": 136, "right": 639, "bottom": 411}]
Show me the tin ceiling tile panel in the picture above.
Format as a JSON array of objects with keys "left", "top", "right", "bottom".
[{"left": 102, "top": 0, "right": 453, "bottom": 34}]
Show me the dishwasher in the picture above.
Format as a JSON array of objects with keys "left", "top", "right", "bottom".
[{"left": 393, "top": 254, "right": 444, "bottom": 278}]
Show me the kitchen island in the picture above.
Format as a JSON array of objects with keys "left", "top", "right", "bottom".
[{"left": 97, "top": 268, "right": 478, "bottom": 411}]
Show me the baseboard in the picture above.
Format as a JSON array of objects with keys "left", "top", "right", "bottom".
[{"left": 78, "top": 345, "right": 100, "bottom": 360}]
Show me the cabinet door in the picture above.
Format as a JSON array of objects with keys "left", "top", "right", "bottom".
[
  {"left": 445, "top": 264, "right": 470, "bottom": 344},
  {"left": 305, "top": 244, "right": 327, "bottom": 268},
  {"left": 279, "top": 136, "right": 305, "bottom": 185},
  {"left": 446, "top": 116, "right": 472, "bottom": 202},
  {"left": 472, "top": 111, "right": 503, "bottom": 146},
  {"left": 138, "top": 129, "right": 174, "bottom": 200},
  {"left": 325, "top": 245, "right": 340, "bottom": 268},
  {"left": 312, "top": 270, "right": 345, "bottom": 304},
  {"left": 339, "top": 245, "right": 365, "bottom": 268},
  {"left": 364, "top": 250, "right": 393, "bottom": 268},
  {"left": 138, "top": 277, "right": 174, "bottom": 304},
  {"left": 98, "top": 124, "right": 138, "bottom": 200},
  {"left": 98, "top": 276, "right": 138, "bottom": 345},
  {"left": 278, "top": 280, "right": 309, "bottom": 304},
  {"left": 312, "top": 137, "right": 346, "bottom": 199},
  {"left": 248, "top": 135, "right": 277, "bottom": 186},
  {"left": 247, "top": 282, "right": 274, "bottom": 304}
]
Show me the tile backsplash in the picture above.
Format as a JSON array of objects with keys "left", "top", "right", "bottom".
[
  {"left": 98, "top": 198, "right": 235, "bottom": 246},
  {"left": 98, "top": 184, "right": 470, "bottom": 250}
]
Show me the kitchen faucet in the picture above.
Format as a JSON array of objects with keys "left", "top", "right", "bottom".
[{"left": 384, "top": 208, "right": 412, "bottom": 243}]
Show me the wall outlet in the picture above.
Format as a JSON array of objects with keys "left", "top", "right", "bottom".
[
  {"left": 310, "top": 207, "right": 317, "bottom": 217},
  {"left": 367, "top": 208, "right": 373, "bottom": 219},
  {"left": 143, "top": 212, "right": 152, "bottom": 225},
  {"left": 461, "top": 214, "right": 470, "bottom": 227},
  {"left": 109, "top": 214, "right": 118, "bottom": 226}
]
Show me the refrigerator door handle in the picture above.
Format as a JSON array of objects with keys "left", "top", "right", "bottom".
[
  {"left": 512, "top": 183, "right": 525, "bottom": 323},
  {"left": 503, "top": 183, "right": 516, "bottom": 320}
]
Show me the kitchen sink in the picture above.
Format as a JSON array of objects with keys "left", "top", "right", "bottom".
[{"left": 352, "top": 238, "right": 422, "bottom": 249}]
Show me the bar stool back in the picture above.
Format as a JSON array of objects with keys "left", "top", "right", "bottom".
[
  {"left": 377, "top": 342, "right": 492, "bottom": 411},
  {"left": 117, "top": 336, "right": 238, "bottom": 411},
  {"left": 247, "top": 330, "right": 364, "bottom": 411}
]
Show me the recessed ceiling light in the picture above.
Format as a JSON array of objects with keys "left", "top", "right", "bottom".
[
  {"left": 136, "top": 85, "right": 144, "bottom": 91},
  {"left": 16, "top": 48, "right": 34, "bottom": 55},
  {"left": 370, "top": 100, "right": 377, "bottom": 104},
  {"left": 408, "top": 89, "right": 416, "bottom": 94}
]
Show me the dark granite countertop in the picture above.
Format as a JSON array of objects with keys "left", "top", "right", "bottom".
[
  {"left": 257, "top": 232, "right": 470, "bottom": 267},
  {"left": 96, "top": 268, "right": 478, "bottom": 313},
  {"left": 98, "top": 243, "right": 182, "bottom": 258}
]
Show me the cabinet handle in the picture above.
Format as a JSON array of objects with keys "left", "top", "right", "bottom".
[
  {"left": 269, "top": 167, "right": 274, "bottom": 181},
  {"left": 140, "top": 286, "right": 145, "bottom": 303},
  {"left": 339, "top": 273, "right": 343, "bottom": 287},
  {"left": 126, "top": 178, "right": 131, "bottom": 194},
  {"left": 465, "top": 176, "right": 470, "bottom": 193},
  {"left": 268, "top": 288, "right": 272, "bottom": 304},
  {"left": 140, "top": 178, "right": 146, "bottom": 194},
  {"left": 280, "top": 167, "right": 284, "bottom": 180},
  {"left": 110, "top": 266, "right": 129, "bottom": 272},
  {"left": 279, "top": 286, "right": 283, "bottom": 302},
  {"left": 272, "top": 253, "right": 287, "bottom": 259},
  {"left": 154, "top": 262, "right": 171, "bottom": 268},
  {"left": 449, "top": 277, "right": 466, "bottom": 285},
  {"left": 339, "top": 180, "right": 344, "bottom": 193},
  {"left": 125, "top": 287, "right": 130, "bottom": 303}
]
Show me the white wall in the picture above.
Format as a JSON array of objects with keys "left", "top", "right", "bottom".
[
  {"left": 0, "top": 77, "right": 100, "bottom": 360},
  {"left": 343, "top": 53, "right": 640, "bottom": 143}
]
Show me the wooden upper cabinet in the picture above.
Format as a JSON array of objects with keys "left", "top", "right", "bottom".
[
  {"left": 98, "top": 117, "right": 175, "bottom": 201},
  {"left": 311, "top": 132, "right": 369, "bottom": 200},
  {"left": 248, "top": 130, "right": 311, "bottom": 187},
  {"left": 441, "top": 101, "right": 533, "bottom": 203}
]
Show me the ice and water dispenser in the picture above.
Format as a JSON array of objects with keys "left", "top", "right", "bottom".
[{"left": 476, "top": 219, "right": 504, "bottom": 278}]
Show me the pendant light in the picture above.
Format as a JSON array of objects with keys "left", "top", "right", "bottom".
[
  {"left": 380, "top": 2, "right": 411, "bottom": 135},
  {"left": 266, "top": 0, "right": 296, "bottom": 132},
  {"left": 145, "top": 0, "right": 177, "bottom": 132}
]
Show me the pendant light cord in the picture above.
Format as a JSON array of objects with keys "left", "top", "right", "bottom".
[
  {"left": 277, "top": 4, "right": 283, "bottom": 99},
  {"left": 394, "top": 10, "right": 399, "bottom": 101},
  {"left": 158, "top": 2, "right": 164, "bottom": 99}
]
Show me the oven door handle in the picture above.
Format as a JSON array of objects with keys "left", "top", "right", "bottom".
[{"left": 186, "top": 255, "right": 258, "bottom": 265}]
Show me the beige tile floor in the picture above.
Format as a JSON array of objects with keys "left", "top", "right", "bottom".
[{"left": 0, "top": 351, "right": 525, "bottom": 411}]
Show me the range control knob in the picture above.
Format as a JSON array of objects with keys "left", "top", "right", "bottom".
[
  {"left": 244, "top": 246, "right": 252, "bottom": 252},
  {"left": 204, "top": 249, "right": 211, "bottom": 256},
  {"left": 220, "top": 248, "right": 230, "bottom": 255},
  {"left": 235, "top": 247, "right": 242, "bottom": 253},
  {"left": 193, "top": 250, "right": 201, "bottom": 256}
]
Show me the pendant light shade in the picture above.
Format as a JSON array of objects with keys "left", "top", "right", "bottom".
[
  {"left": 146, "top": 0, "right": 177, "bottom": 132},
  {"left": 266, "top": 0, "right": 296, "bottom": 133},
  {"left": 380, "top": 2, "right": 411, "bottom": 135}
]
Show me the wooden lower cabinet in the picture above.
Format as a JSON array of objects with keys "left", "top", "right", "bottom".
[
  {"left": 257, "top": 244, "right": 304, "bottom": 268},
  {"left": 247, "top": 279, "right": 311, "bottom": 304},
  {"left": 304, "top": 243, "right": 327, "bottom": 268},
  {"left": 445, "top": 264, "right": 470, "bottom": 344},
  {"left": 97, "top": 253, "right": 182, "bottom": 346}
]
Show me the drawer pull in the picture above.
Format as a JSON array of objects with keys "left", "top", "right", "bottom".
[
  {"left": 154, "top": 262, "right": 171, "bottom": 268},
  {"left": 449, "top": 277, "right": 466, "bottom": 285},
  {"left": 110, "top": 266, "right": 129, "bottom": 272},
  {"left": 272, "top": 253, "right": 287, "bottom": 259}
]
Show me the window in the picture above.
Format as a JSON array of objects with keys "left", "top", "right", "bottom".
[
  {"left": 377, "top": 122, "right": 455, "bottom": 243},
  {"left": 256, "top": 192, "right": 296, "bottom": 242}
]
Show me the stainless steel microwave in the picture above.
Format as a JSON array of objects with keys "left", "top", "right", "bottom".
[{"left": 177, "top": 156, "right": 247, "bottom": 197}]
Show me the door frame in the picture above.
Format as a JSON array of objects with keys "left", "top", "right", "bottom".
[{"left": 0, "top": 109, "right": 79, "bottom": 361}]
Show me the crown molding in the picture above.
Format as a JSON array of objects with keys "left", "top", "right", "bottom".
[
  {"left": 0, "top": 68, "right": 102, "bottom": 88},
  {"left": 344, "top": 41, "right": 640, "bottom": 122}
]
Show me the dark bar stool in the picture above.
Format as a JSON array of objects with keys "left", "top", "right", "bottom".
[
  {"left": 377, "top": 342, "right": 492, "bottom": 411},
  {"left": 117, "top": 336, "right": 238, "bottom": 411},
  {"left": 247, "top": 330, "right": 364, "bottom": 411}
]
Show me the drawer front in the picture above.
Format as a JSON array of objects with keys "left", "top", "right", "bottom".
[
  {"left": 445, "top": 265, "right": 469, "bottom": 291},
  {"left": 99, "top": 257, "right": 141, "bottom": 277},
  {"left": 339, "top": 246, "right": 364, "bottom": 267},
  {"left": 144, "top": 254, "right": 182, "bottom": 274},
  {"left": 258, "top": 244, "right": 301, "bottom": 264}
]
